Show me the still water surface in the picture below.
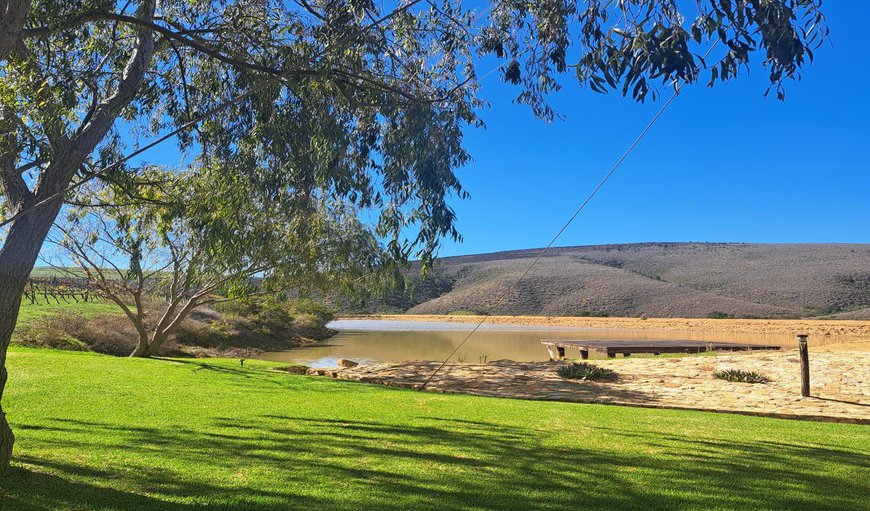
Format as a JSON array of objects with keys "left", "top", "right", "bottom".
[{"left": 259, "top": 319, "right": 815, "bottom": 368}]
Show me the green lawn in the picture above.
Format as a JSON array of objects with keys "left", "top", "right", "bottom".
[
  {"left": 1, "top": 348, "right": 868, "bottom": 511},
  {"left": 16, "top": 301, "right": 120, "bottom": 329}
]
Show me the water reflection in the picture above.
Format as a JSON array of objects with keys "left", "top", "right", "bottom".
[{"left": 259, "top": 319, "right": 855, "bottom": 368}]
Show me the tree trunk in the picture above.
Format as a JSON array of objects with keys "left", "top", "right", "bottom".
[
  {"left": 0, "top": 199, "right": 63, "bottom": 474},
  {"left": 129, "top": 332, "right": 164, "bottom": 358},
  {"left": 0, "top": 365, "right": 13, "bottom": 473},
  {"left": 129, "top": 340, "right": 149, "bottom": 358},
  {"left": 145, "top": 337, "right": 163, "bottom": 357},
  {"left": 0, "top": 0, "right": 155, "bottom": 473}
]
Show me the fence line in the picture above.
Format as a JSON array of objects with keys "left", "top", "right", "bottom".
[{"left": 22, "top": 277, "right": 103, "bottom": 305}]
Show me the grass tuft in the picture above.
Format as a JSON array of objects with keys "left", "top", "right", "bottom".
[
  {"left": 557, "top": 362, "right": 618, "bottom": 381},
  {"left": 714, "top": 369, "right": 771, "bottom": 384}
]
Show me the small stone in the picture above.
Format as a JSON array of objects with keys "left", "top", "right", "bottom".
[{"left": 337, "top": 359, "right": 359, "bottom": 368}]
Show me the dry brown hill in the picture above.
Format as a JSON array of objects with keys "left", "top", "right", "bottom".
[{"left": 376, "top": 243, "right": 870, "bottom": 319}]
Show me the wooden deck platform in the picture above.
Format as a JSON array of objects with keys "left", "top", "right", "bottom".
[{"left": 541, "top": 339, "right": 781, "bottom": 360}]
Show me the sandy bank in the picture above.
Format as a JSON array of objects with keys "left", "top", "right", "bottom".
[
  {"left": 341, "top": 314, "right": 870, "bottom": 346},
  {"left": 308, "top": 350, "right": 870, "bottom": 423}
]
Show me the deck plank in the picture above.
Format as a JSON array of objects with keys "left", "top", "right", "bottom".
[{"left": 541, "top": 339, "right": 781, "bottom": 356}]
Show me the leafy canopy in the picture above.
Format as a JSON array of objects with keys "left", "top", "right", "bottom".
[
  {"left": 58, "top": 165, "right": 383, "bottom": 298},
  {"left": 1, "top": 0, "right": 827, "bottom": 265}
]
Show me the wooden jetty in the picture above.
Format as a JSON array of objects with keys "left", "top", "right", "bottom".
[{"left": 542, "top": 339, "right": 781, "bottom": 360}]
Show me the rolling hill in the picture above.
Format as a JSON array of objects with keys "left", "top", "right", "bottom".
[{"left": 371, "top": 243, "right": 870, "bottom": 319}]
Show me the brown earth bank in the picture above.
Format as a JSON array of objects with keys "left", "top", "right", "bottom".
[
  {"left": 343, "top": 314, "right": 870, "bottom": 346},
  {"left": 15, "top": 302, "right": 336, "bottom": 358}
]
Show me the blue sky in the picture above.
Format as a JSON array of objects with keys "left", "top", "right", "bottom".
[
  {"left": 131, "top": 2, "right": 868, "bottom": 259},
  {"left": 438, "top": 1, "right": 869, "bottom": 256}
]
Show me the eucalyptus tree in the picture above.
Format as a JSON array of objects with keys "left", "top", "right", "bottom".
[
  {"left": 52, "top": 167, "right": 381, "bottom": 358},
  {"left": 0, "top": 0, "right": 826, "bottom": 473}
]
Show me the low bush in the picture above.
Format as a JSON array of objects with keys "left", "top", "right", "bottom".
[
  {"left": 14, "top": 312, "right": 140, "bottom": 356},
  {"left": 448, "top": 310, "right": 480, "bottom": 316},
  {"left": 16, "top": 297, "right": 336, "bottom": 357},
  {"left": 212, "top": 298, "right": 333, "bottom": 332},
  {"left": 557, "top": 363, "right": 618, "bottom": 381},
  {"left": 210, "top": 300, "right": 258, "bottom": 317},
  {"left": 13, "top": 312, "right": 91, "bottom": 351},
  {"left": 573, "top": 310, "right": 610, "bottom": 318},
  {"left": 288, "top": 299, "right": 333, "bottom": 322},
  {"left": 173, "top": 299, "right": 334, "bottom": 353},
  {"left": 714, "top": 369, "right": 771, "bottom": 384},
  {"left": 173, "top": 316, "right": 235, "bottom": 349}
]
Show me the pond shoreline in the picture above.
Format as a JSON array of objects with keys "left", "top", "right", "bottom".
[
  {"left": 338, "top": 314, "right": 870, "bottom": 346},
  {"left": 262, "top": 315, "right": 868, "bottom": 368}
]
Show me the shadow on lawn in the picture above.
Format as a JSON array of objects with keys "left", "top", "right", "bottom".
[
  {"left": 150, "top": 358, "right": 289, "bottom": 386},
  {"left": 2, "top": 414, "right": 867, "bottom": 511}
]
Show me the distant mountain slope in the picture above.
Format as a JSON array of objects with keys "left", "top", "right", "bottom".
[{"left": 381, "top": 243, "right": 870, "bottom": 319}]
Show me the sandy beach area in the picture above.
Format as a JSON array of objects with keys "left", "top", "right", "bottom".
[{"left": 344, "top": 314, "right": 870, "bottom": 350}]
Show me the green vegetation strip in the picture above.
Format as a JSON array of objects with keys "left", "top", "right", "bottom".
[
  {"left": 16, "top": 302, "right": 120, "bottom": 330},
  {"left": 2, "top": 347, "right": 868, "bottom": 511}
]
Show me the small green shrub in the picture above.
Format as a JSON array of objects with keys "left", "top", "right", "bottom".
[
  {"left": 211, "top": 298, "right": 333, "bottom": 333},
  {"left": 714, "top": 369, "right": 771, "bottom": 384},
  {"left": 210, "top": 300, "right": 258, "bottom": 317},
  {"left": 557, "top": 363, "right": 618, "bottom": 381},
  {"left": 174, "top": 317, "right": 236, "bottom": 348},
  {"left": 448, "top": 310, "right": 480, "bottom": 316},
  {"left": 288, "top": 299, "right": 334, "bottom": 327}
]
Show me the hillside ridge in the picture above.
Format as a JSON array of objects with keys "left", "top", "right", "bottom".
[{"left": 369, "top": 243, "right": 870, "bottom": 319}]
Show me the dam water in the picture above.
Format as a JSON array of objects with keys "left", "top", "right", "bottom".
[{"left": 257, "top": 319, "right": 836, "bottom": 368}]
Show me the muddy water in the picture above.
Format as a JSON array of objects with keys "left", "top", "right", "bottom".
[{"left": 259, "top": 319, "right": 826, "bottom": 368}]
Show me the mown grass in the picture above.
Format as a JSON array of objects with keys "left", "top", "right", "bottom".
[
  {"left": 1, "top": 347, "right": 868, "bottom": 511},
  {"left": 16, "top": 301, "right": 120, "bottom": 330}
]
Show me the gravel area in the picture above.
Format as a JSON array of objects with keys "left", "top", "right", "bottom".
[{"left": 307, "top": 350, "right": 870, "bottom": 423}]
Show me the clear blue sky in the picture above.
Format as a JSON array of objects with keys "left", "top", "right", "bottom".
[
  {"left": 134, "top": 2, "right": 869, "bottom": 258},
  {"left": 438, "top": 1, "right": 869, "bottom": 256}
]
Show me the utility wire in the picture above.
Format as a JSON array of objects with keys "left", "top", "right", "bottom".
[
  {"left": 418, "top": 43, "right": 721, "bottom": 391},
  {"left": 0, "top": 0, "right": 427, "bottom": 230}
]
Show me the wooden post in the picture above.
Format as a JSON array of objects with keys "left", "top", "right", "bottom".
[
  {"left": 797, "top": 334, "right": 809, "bottom": 397},
  {"left": 545, "top": 345, "right": 557, "bottom": 361}
]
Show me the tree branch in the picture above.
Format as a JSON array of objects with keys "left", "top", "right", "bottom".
[
  {"left": 0, "top": 0, "right": 29, "bottom": 62},
  {"left": 0, "top": 106, "right": 32, "bottom": 209},
  {"left": 22, "top": 10, "right": 284, "bottom": 75},
  {"left": 71, "top": 1, "right": 157, "bottom": 164}
]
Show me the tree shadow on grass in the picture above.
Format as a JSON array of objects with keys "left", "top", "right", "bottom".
[
  {"left": 1, "top": 467, "right": 181, "bottom": 511},
  {"left": 1, "top": 413, "right": 867, "bottom": 511},
  {"left": 150, "top": 358, "right": 288, "bottom": 386},
  {"left": 1, "top": 459, "right": 328, "bottom": 511}
]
